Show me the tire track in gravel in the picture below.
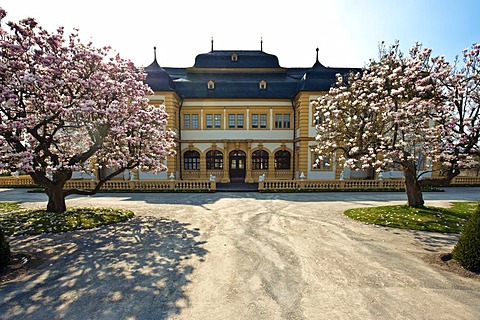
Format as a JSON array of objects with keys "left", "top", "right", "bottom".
[
  {"left": 235, "top": 199, "right": 306, "bottom": 319},
  {"left": 3, "top": 189, "right": 480, "bottom": 320}
]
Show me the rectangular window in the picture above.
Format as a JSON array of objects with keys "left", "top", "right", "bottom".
[
  {"left": 191, "top": 114, "right": 199, "bottom": 129},
  {"left": 206, "top": 114, "right": 222, "bottom": 129},
  {"left": 283, "top": 114, "right": 290, "bottom": 129},
  {"left": 252, "top": 114, "right": 259, "bottom": 128},
  {"left": 251, "top": 113, "right": 267, "bottom": 129},
  {"left": 275, "top": 113, "right": 291, "bottom": 129},
  {"left": 228, "top": 114, "right": 245, "bottom": 129},
  {"left": 183, "top": 114, "right": 199, "bottom": 129},
  {"left": 214, "top": 114, "right": 221, "bottom": 128},
  {"left": 314, "top": 110, "right": 322, "bottom": 126},
  {"left": 416, "top": 152, "right": 426, "bottom": 171},
  {"left": 184, "top": 114, "right": 190, "bottom": 129},
  {"left": 206, "top": 114, "right": 213, "bottom": 129},
  {"left": 260, "top": 114, "right": 267, "bottom": 129},
  {"left": 229, "top": 114, "right": 236, "bottom": 128},
  {"left": 237, "top": 114, "right": 244, "bottom": 128},
  {"left": 275, "top": 114, "right": 282, "bottom": 129},
  {"left": 312, "top": 153, "right": 332, "bottom": 171}
]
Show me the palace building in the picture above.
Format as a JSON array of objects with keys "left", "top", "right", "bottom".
[{"left": 142, "top": 42, "right": 362, "bottom": 184}]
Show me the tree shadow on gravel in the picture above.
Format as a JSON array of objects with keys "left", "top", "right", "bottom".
[
  {"left": 0, "top": 216, "right": 207, "bottom": 320},
  {"left": 411, "top": 230, "right": 480, "bottom": 280},
  {"left": 411, "top": 230, "right": 460, "bottom": 252}
]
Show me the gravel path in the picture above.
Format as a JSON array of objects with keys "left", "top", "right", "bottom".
[{"left": 1, "top": 187, "right": 479, "bottom": 320}]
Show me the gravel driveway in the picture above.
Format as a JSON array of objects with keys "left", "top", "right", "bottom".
[{"left": 1, "top": 187, "right": 479, "bottom": 320}]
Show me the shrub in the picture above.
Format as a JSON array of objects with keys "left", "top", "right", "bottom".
[
  {"left": 0, "top": 228, "right": 12, "bottom": 270},
  {"left": 452, "top": 205, "right": 480, "bottom": 272}
]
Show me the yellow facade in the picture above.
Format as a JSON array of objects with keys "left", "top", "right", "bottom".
[
  {"left": 143, "top": 48, "right": 355, "bottom": 183},
  {"left": 174, "top": 99, "right": 296, "bottom": 183}
]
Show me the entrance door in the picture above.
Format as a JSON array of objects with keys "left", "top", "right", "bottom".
[{"left": 229, "top": 150, "right": 246, "bottom": 182}]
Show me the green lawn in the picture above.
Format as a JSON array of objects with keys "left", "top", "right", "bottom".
[
  {"left": 0, "top": 203, "right": 134, "bottom": 236},
  {"left": 344, "top": 202, "right": 479, "bottom": 233},
  {"left": 0, "top": 202, "right": 22, "bottom": 213}
]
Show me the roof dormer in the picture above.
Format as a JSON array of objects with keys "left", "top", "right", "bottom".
[
  {"left": 207, "top": 80, "right": 215, "bottom": 90},
  {"left": 259, "top": 80, "right": 267, "bottom": 90}
]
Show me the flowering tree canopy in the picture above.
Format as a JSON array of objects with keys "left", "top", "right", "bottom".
[
  {"left": 313, "top": 41, "right": 453, "bottom": 208},
  {"left": 0, "top": 9, "right": 176, "bottom": 212},
  {"left": 438, "top": 43, "right": 480, "bottom": 181}
]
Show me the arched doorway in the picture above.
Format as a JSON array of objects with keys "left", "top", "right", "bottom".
[{"left": 229, "top": 150, "right": 246, "bottom": 182}]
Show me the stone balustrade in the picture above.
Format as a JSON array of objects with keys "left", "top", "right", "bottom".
[
  {"left": 1, "top": 175, "right": 479, "bottom": 192},
  {"left": 259, "top": 179, "right": 406, "bottom": 191}
]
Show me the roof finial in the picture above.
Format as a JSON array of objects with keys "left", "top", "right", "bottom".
[
  {"left": 211, "top": 37, "right": 214, "bottom": 51},
  {"left": 316, "top": 47, "right": 319, "bottom": 63},
  {"left": 261, "top": 36, "right": 263, "bottom": 52},
  {"left": 154, "top": 46, "right": 157, "bottom": 61}
]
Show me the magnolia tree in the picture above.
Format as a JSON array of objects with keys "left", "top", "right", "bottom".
[
  {"left": 437, "top": 43, "right": 480, "bottom": 182},
  {"left": 0, "top": 9, "right": 176, "bottom": 213},
  {"left": 313, "top": 42, "right": 452, "bottom": 208}
]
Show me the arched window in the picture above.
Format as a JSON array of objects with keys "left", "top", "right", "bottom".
[
  {"left": 206, "top": 150, "right": 223, "bottom": 170},
  {"left": 184, "top": 150, "right": 200, "bottom": 170},
  {"left": 252, "top": 150, "right": 269, "bottom": 170},
  {"left": 274, "top": 150, "right": 291, "bottom": 169}
]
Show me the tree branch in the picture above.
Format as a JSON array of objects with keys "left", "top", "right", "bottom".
[{"left": 63, "top": 163, "right": 138, "bottom": 196}]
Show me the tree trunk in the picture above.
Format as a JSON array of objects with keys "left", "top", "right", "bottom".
[
  {"left": 403, "top": 164, "right": 425, "bottom": 208},
  {"left": 30, "top": 171, "right": 70, "bottom": 213},
  {"left": 443, "top": 167, "right": 461, "bottom": 185},
  {"left": 0, "top": 228, "right": 12, "bottom": 269},
  {"left": 45, "top": 184, "right": 67, "bottom": 213}
]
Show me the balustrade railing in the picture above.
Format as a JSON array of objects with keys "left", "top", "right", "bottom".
[
  {"left": 0, "top": 177, "right": 215, "bottom": 191},
  {"left": 259, "top": 179, "right": 406, "bottom": 191},
  {"left": 451, "top": 176, "right": 480, "bottom": 185},
  {"left": 0, "top": 177, "right": 35, "bottom": 187},
  {"left": 1, "top": 175, "right": 479, "bottom": 192}
]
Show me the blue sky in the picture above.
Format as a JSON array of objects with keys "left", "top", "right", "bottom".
[{"left": 1, "top": 0, "right": 478, "bottom": 69}]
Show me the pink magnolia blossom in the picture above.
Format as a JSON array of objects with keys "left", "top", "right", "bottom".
[
  {"left": 435, "top": 43, "right": 480, "bottom": 177},
  {"left": 0, "top": 9, "right": 176, "bottom": 212},
  {"left": 313, "top": 41, "right": 457, "bottom": 207}
]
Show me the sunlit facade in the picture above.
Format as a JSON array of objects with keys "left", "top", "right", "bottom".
[{"left": 143, "top": 46, "right": 361, "bottom": 183}]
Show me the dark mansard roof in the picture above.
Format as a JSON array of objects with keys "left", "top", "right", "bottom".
[{"left": 144, "top": 49, "right": 360, "bottom": 99}]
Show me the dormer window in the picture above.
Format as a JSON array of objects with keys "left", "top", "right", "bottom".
[
  {"left": 231, "top": 53, "right": 238, "bottom": 61},
  {"left": 259, "top": 80, "right": 267, "bottom": 90},
  {"left": 207, "top": 80, "right": 215, "bottom": 90}
]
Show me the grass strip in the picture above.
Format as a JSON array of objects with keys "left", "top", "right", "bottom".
[
  {"left": 344, "top": 202, "right": 478, "bottom": 233},
  {"left": 0, "top": 203, "right": 134, "bottom": 236}
]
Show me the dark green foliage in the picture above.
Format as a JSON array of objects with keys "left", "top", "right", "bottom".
[
  {"left": 0, "top": 228, "right": 12, "bottom": 270},
  {"left": 452, "top": 205, "right": 480, "bottom": 272}
]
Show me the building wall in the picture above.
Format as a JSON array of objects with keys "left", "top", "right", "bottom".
[
  {"left": 293, "top": 92, "right": 324, "bottom": 180},
  {"left": 131, "top": 76, "right": 437, "bottom": 183},
  {"left": 148, "top": 92, "right": 182, "bottom": 179},
  {"left": 174, "top": 98, "right": 296, "bottom": 182}
]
